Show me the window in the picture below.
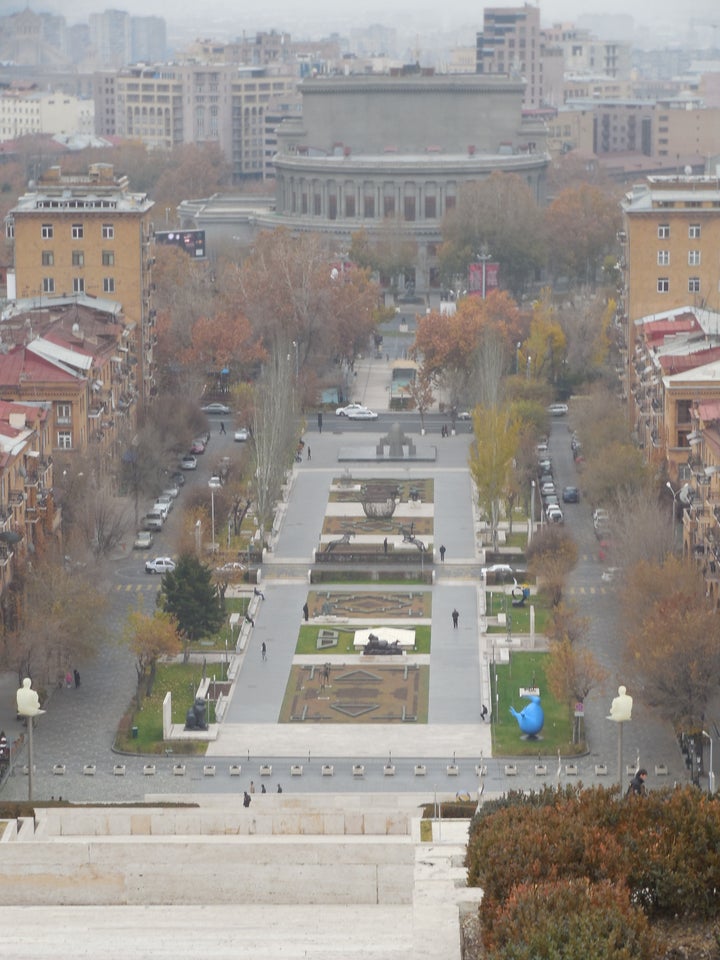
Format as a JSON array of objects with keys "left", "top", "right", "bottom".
[
  {"left": 363, "top": 195, "right": 374, "bottom": 218},
  {"left": 689, "top": 224, "right": 701, "bottom": 239},
  {"left": 6, "top": 220, "right": 14, "bottom": 240},
  {"left": 383, "top": 196, "right": 395, "bottom": 217},
  {"left": 657, "top": 250, "right": 670, "bottom": 265},
  {"left": 102, "top": 250, "right": 115, "bottom": 266},
  {"left": 73, "top": 277, "right": 85, "bottom": 294},
  {"left": 103, "top": 277, "right": 115, "bottom": 293},
  {"left": 57, "top": 431, "right": 72, "bottom": 450},
  {"left": 102, "top": 223, "right": 114, "bottom": 239},
  {"left": 42, "top": 277, "right": 55, "bottom": 294},
  {"left": 688, "top": 250, "right": 701, "bottom": 266},
  {"left": 345, "top": 195, "right": 355, "bottom": 218},
  {"left": 56, "top": 403, "right": 71, "bottom": 424},
  {"left": 425, "top": 196, "right": 437, "bottom": 219},
  {"left": 404, "top": 196, "right": 416, "bottom": 221},
  {"left": 41, "top": 223, "right": 53, "bottom": 239},
  {"left": 71, "top": 224, "right": 83, "bottom": 239},
  {"left": 689, "top": 277, "right": 701, "bottom": 293},
  {"left": 657, "top": 224, "right": 670, "bottom": 238},
  {"left": 72, "top": 250, "right": 84, "bottom": 267},
  {"left": 657, "top": 277, "right": 669, "bottom": 293},
  {"left": 42, "top": 250, "right": 54, "bottom": 266}
]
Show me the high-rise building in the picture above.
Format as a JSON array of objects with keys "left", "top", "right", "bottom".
[
  {"left": 131, "top": 16, "right": 166, "bottom": 64},
  {"left": 89, "top": 9, "right": 131, "bottom": 70}
]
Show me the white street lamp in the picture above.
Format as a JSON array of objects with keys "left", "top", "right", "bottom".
[
  {"left": 208, "top": 480, "right": 220, "bottom": 554},
  {"left": 16, "top": 678, "right": 45, "bottom": 802},
  {"left": 702, "top": 730, "right": 715, "bottom": 794},
  {"left": 607, "top": 685, "right": 633, "bottom": 788}
]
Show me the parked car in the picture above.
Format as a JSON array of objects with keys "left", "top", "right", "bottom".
[
  {"left": 598, "top": 539, "right": 614, "bottom": 562},
  {"left": 336, "top": 402, "right": 366, "bottom": 416},
  {"left": 169, "top": 471, "right": 186, "bottom": 487},
  {"left": 234, "top": 427, "right": 249, "bottom": 442},
  {"left": 152, "top": 502, "right": 170, "bottom": 520},
  {"left": 180, "top": 454, "right": 198, "bottom": 470},
  {"left": 133, "top": 530, "right": 154, "bottom": 550},
  {"left": 562, "top": 486, "right": 580, "bottom": 503},
  {"left": 481, "top": 564, "right": 516, "bottom": 583},
  {"left": 201, "top": 402, "right": 231, "bottom": 415},
  {"left": 143, "top": 513, "right": 164, "bottom": 532},
  {"left": 547, "top": 506, "right": 564, "bottom": 524},
  {"left": 162, "top": 485, "right": 180, "bottom": 499},
  {"left": 457, "top": 410, "right": 472, "bottom": 421},
  {"left": 346, "top": 407, "right": 379, "bottom": 420},
  {"left": 539, "top": 472, "right": 554, "bottom": 486},
  {"left": 208, "top": 475, "right": 223, "bottom": 489},
  {"left": 536, "top": 440, "right": 548, "bottom": 455},
  {"left": 215, "top": 561, "right": 245, "bottom": 574},
  {"left": 544, "top": 494, "right": 560, "bottom": 510},
  {"left": 541, "top": 481, "right": 556, "bottom": 497},
  {"left": 191, "top": 438, "right": 206, "bottom": 455},
  {"left": 154, "top": 495, "right": 173, "bottom": 514},
  {"left": 593, "top": 508, "right": 610, "bottom": 529},
  {"left": 537, "top": 458, "right": 552, "bottom": 474},
  {"left": 548, "top": 402, "right": 569, "bottom": 416},
  {"left": 601, "top": 567, "right": 622, "bottom": 582},
  {"left": 145, "top": 556, "right": 176, "bottom": 575}
]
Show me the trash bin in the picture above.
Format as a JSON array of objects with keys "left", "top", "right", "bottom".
[{"left": 131, "top": 726, "right": 138, "bottom": 739}]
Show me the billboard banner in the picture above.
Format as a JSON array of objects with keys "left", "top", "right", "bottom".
[{"left": 468, "top": 261, "right": 499, "bottom": 297}]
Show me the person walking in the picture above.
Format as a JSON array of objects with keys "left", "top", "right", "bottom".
[
  {"left": 439, "top": 544, "right": 446, "bottom": 563},
  {"left": 303, "top": 602, "right": 309, "bottom": 621},
  {"left": 65, "top": 670, "right": 73, "bottom": 689},
  {"left": 627, "top": 768, "right": 648, "bottom": 797},
  {"left": 307, "top": 446, "right": 311, "bottom": 461},
  {"left": 451, "top": 608, "right": 459, "bottom": 629},
  {"left": 254, "top": 586, "right": 265, "bottom": 600},
  {"left": 383, "top": 537, "right": 388, "bottom": 554},
  {"left": 249, "top": 780, "right": 255, "bottom": 794},
  {"left": 73, "top": 669, "right": 81, "bottom": 688},
  {"left": 243, "top": 791, "right": 251, "bottom": 808},
  {"left": 261, "top": 783, "right": 267, "bottom": 793},
  {"left": 219, "top": 421, "right": 226, "bottom": 434},
  {"left": 261, "top": 641, "right": 267, "bottom": 661},
  {"left": 277, "top": 784, "right": 283, "bottom": 793}
]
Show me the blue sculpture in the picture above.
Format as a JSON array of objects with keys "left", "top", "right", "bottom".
[{"left": 509, "top": 694, "right": 544, "bottom": 737}]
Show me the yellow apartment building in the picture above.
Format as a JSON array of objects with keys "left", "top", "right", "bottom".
[
  {"left": 7, "top": 163, "right": 155, "bottom": 402},
  {"left": 620, "top": 176, "right": 720, "bottom": 329}
]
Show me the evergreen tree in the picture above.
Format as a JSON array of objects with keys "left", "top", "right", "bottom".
[{"left": 159, "top": 554, "right": 223, "bottom": 642}]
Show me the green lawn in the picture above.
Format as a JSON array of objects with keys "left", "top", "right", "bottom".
[
  {"left": 295, "top": 624, "right": 431, "bottom": 655},
  {"left": 485, "top": 590, "right": 551, "bottom": 634},
  {"left": 490, "top": 651, "right": 578, "bottom": 756}
]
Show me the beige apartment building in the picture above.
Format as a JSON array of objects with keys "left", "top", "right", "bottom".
[
  {"left": 621, "top": 176, "right": 720, "bottom": 329},
  {"left": 7, "top": 163, "right": 155, "bottom": 402},
  {"left": 0, "top": 86, "right": 94, "bottom": 142},
  {"left": 94, "top": 64, "right": 300, "bottom": 182}
]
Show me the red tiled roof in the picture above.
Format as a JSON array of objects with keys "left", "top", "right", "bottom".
[
  {"left": 659, "top": 347, "right": 720, "bottom": 375},
  {"left": 698, "top": 401, "right": 720, "bottom": 422},
  {"left": 0, "top": 343, "right": 80, "bottom": 387}
]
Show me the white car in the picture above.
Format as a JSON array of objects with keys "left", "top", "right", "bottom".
[
  {"left": 548, "top": 402, "right": 569, "bottom": 416},
  {"left": 234, "top": 427, "right": 249, "bottom": 442},
  {"left": 481, "top": 563, "right": 515, "bottom": 579},
  {"left": 546, "top": 506, "right": 564, "bottom": 524},
  {"left": 143, "top": 513, "right": 164, "bottom": 532},
  {"left": 593, "top": 508, "right": 610, "bottom": 528},
  {"left": 180, "top": 454, "right": 198, "bottom": 470},
  {"left": 145, "top": 556, "right": 176, "bottom": 575},
  {"left": 601, "top": 567, "right": 622, "bottom": 582},
  {"left": 208, "top": 475, "right": 223, "bottom": 489},
  {"left": 336, "top": 402, "right": 366, "bottom": 416},
  {"left": 162, "top": 485, "right": 179, "bottom": 500},
  {"left": 133, "top": 530, "right": 154, "bottom": 550},
  {"left": 155, "top": 495, "right": 173, "bottom": 513},
  {"left": 346, "top": 407, "right": 379, "bottom": 420},
  {"left": 153, "top": 501, "right": 170, "bottom": 520},
  {"left": 541, "top": 481, "right": 556, "bottom": 497},
  {"left": 201, "top": 402, "right": 231, "bottom": 415},
  {"left": 457, "top": 411, "right": 472, "bottom": 421}
]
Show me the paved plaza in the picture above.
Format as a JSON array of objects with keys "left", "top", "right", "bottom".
[{"left": 0, "top": 354, "right": 689, "bottom": 803}]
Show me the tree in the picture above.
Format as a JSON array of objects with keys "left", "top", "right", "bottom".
[
  {"left": 123, "top": 603, "right": 182, "bottom": 707},
  {"left": 546, "top": 636, "right": 608, "bottom": 743},
  {"left": 404, "top": 367, "right": 435, "bottom": 432},
  {"left": 159, "top": 555, "right": 224, "bottom": 643},
  {"left": 543, "top": 183, "right": 621, "bottom": 286},
  {"left": 469, "top": 404, "right": 520, "bottom": 550},
  {"left": 4, "top": 557, "right": 107, "bottom": 686},
  {"left": 151, "top": 143, "right": 232, "bottom": 209},
  {"left": 607, "top": 489, "right": 675, "bottom": 571},
  {"left": 349, "top": 224, "right": 418, "bottom": 291},
  {"left": 523, "top": 289, "right": 567, "bottom": 383},
  {"left": 440, "top": 172, "right": 543, "bottom": 295},
  {"left": 619, "top": 556, "right": 702, "bottom": 644},
  {"left": 581, "top": 441, "right": 650, "bottom": 508},
  {"left": 526, "top": 526, "right": 578, "bottom": 606}
]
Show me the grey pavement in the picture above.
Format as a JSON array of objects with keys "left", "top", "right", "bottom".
[{"left": 0, "top": 353, "right": 694, "bottom": 803}]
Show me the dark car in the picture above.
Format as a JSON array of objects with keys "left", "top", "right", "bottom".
[{"left": 562, "top": 486, "right": 580, "bottom": 503}]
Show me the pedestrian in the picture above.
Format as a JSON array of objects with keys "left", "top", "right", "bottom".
[
  {"left": 261, "top": 783, "right": 267, "bottom": 793},
  {"left": 452, "top": 608, "right": 459, "bottom": 629},
  {"left": 243, "top": 791, "right": 251, "bottom": 808},
  {"left": 249, "top": 780, "right": 255, "bottom": 794},
  {"left": 254, "top": 586, "right": 265, "bottom": 600},
  {"left": 626, "top": 768, "right": 648, "bottom": 797},
  {"left": 439, "top": 544, "right": 446, "bottom": 563},
  {"left": 383, "top": 537, "right": 388, "bottom": 554},
  {"left": 277, "top": 784, "right": 283, "bottom": 793},
  {"left": 307, "top": 446, "right": 311, "bottom": 461},
  {"left": 303, "top": 602, "right": 309, "bottom": 621},
  {"left": 261, "top": 641, "right": 267, "bottom": 661},
  {"left": 73, "top": 669, "right": 81, "bottom": 688},
  {"left": 65, "top": 670, "right": 72, "bottom": 689},
  {"left": 245, "top": 612, "right": 255, "bottom": 627},
  {"left": 219, "top": 421, "right": 226, "bottom": 434},
  {"left": 317, "top": 412, "right": 323, "bottom": 433}
]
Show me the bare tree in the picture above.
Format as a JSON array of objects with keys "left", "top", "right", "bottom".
[
  {"left": 474, "top": 328, "right": 508, "bottom": 409},
  {"left": 252, "top": 347, "right": 298, "bottom": 546}
]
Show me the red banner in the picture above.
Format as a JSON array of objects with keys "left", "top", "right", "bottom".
[{"left": 468, "top": 261, "right": 499, "bottom": 297}]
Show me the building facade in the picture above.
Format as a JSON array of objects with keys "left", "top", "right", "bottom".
[
  {"left": 6, "top": 164, "right": 156, "bottom": 403},
  {"left": 186, "top": 71, "right": 549, "bottom": 292},
  {"left": 621, "top": 176, "right": 720, "bottom": 327},
  {"left": 0, "top": 86, "right": 94, "bottom": 142}
]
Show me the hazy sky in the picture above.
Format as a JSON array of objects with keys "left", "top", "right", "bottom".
[{"left": 11, "top": 0, "right": 720, "bottom": 48}]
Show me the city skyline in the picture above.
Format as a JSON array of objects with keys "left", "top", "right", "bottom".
[{"left": 5, "top": 0, "right": 719, "bottom": 49}]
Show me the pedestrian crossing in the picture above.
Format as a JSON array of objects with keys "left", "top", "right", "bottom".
[{"left": 113, "top": 582, "right": 162, "bottom": 592}]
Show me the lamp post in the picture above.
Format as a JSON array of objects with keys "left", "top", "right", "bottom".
[
  {"left": 607, "top": 684, "right": 633, "bottom": 789},
  {"left": 477, "top": 247, "right": 492, "bottom": 300},
  {"left": 16, "top": 678, "right": 45, "bottom": 802},
  {"left": 702, "top": 730, "right": 715, "bottom": 794},
  {"left": 530, "top": 480, "right": 535, "bottom": 544},
  {"left": 666, "top": 481, "right": 680, "bottom": 546},
  {"left": 516, "top": 342, "right": 521, "bottom": 375},
  {"left": 209, "top": 477, "right": 221, "bottom": 554},
  {"left": 291, "top": 340, "right": 299, "bottom": 379}
]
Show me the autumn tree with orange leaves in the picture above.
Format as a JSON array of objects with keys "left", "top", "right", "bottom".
[{"left": 543, "top": 183, "right": 621, "bottom": 286}]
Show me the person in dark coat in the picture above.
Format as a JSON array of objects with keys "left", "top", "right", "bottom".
[{"left": 627, "top": 768, "right": 648, "bottom": 797}]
